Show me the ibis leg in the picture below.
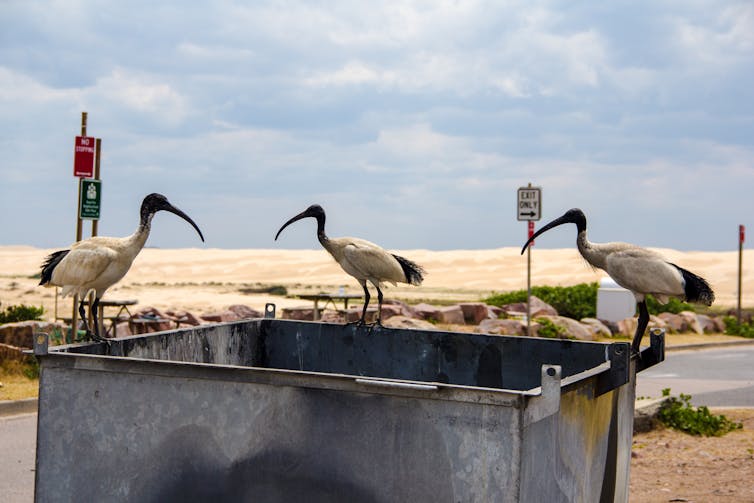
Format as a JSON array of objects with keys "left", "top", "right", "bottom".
[
  {"left": 359, "top": 282, "right": 370, "bottom": 324},
  {"left": 78, "top": 299, "right": 91, "bottom": 340},
  {"left": 632, "top": 301, "right": 650, "bottom": 353},
  {"left": 91, "top": 297, "right": 103, "bottom": 342},
  {"left": 375, "top": 286, "right": 384, "bottom": 326}
]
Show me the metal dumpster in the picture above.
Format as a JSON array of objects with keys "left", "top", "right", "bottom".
[{"left": 33, "top": 307, "right": 664, "bottom": 502}]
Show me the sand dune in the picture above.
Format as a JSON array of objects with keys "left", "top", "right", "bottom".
[{"left": 0, "top": 246, "right": 750, "bottom": 320}]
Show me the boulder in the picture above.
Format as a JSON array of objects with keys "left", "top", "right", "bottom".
[
  {"left": 320, "top": 310, "right": 346, "bottom": 324},
  {"left": 0, "top": 341, "right": 35, "bottom": 363},
  {"left": 617, "top": 317, "right": 637, "bottom": 337},
  {"left": 648, "top": 315, "right": 667, "bottom": 331},
  {"left": 377, "top": 304, "right": 404, "bottom": 321},
  {"left": 657, "top": 313, "right": 687, "bottom": 333},
  {"left": 130, "top": 307, "right": 174, "bottom": 334},
  {"left": 501, "top": 296, "right": 558, "bottom": 317},
  {"left": 280, "top": 307, "right": 315, "bottom": 321},
  {"left": 476, "top": 318, "right": 528, "bottom": 337},
  {"left": 165, "top": 310, "right": 203, "bottom": 327},
  {"left": 200, "top": 310, "right": 242, "bottom": 323},
  {"left": 437, "top": 305, "right": 465, "bottom": 325},
  {"left": 537, "top": 315, "right": 594, "bottom": 341},
  {"left": 678, "top": 311, "right": 703, "bottom": 334},
  {"left": 413, "top": 303, "right": 441, "bottom": 321},
  {"left": 580, "top": 318, "right": 612, "bottom": 338},
  {"left": 382, "top": 316, "right": 437, "bottom": 330},
  {"left": 227, "top": 305, "right": 263, "bottom": 320},
  {"left": 487, "top": 305, "right": 505, "bottom": 319},
  {"left": 345, "top": 307, "right": 378, "bottom": 324},
  {"left": 598, "top": 319, "right": 621, "bottom": 336},
  {"left": 695, "top": 314, "right": 719, "bottom": 333},
  {"left": 0, "top": 321, "right": 67, "bottom": 348},
  {"left": 458, "top": 303, "right": 492, "bottom": 325},
  {"left": 383, "top": 299, "right": 419, "bottom": 318}
]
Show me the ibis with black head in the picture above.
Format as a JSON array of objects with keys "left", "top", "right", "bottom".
[
  {"left": 39, "top": 193, "right": 205, "bottom": 342},
  {"left": 521, "top": 208, "right": 714, "bottom": 353},
  {"left": 275, "top": 204, "right": 425, "bottom": 325}
]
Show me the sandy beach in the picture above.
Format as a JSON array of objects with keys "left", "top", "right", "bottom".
[{"left": 0, "top": 245, "right": 750, "bottom": 321}]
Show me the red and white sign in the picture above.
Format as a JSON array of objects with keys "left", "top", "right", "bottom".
[
  {"left": 73, "top": 136, "right": 95, "bottom": 177},
  {"left": 740, "top": 225, "right": 746, "bottom": 244},
  {"left": 528, "top": 221, "right": 535, "bottom": 245}
]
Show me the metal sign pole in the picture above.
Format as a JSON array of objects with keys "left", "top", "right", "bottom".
[
  {"left": 518, "top": 184, "right": 541, "bottom": 337},
  {"left": 738, "top": 224, "right": 745, "bottom": 324}
]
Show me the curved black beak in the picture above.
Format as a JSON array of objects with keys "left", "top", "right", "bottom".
[
  {"left": 165, "top": 204, "right": 205, "bottom": 242},
  {"left": 275, "top": 209, "right": 311, "bottom": 241},
  {"left": 521, "top": 209, "right": 584, "bottom": 254},
  {"left": 275, "top": 205, "right": 324, "bottom": 241}
]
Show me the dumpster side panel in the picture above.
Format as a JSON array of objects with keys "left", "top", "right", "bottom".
[
  {"left": 519, "top": 381, "right": 617, "bottom": 503},
  {"left": 35, "top": 360, "right": 522, "bottom": 503}
]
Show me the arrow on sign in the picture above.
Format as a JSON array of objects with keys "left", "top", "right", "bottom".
[{"left": 519, "top": 211, "right": 537, "bottom": 217}]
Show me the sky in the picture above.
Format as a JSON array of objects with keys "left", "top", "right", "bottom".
[{"left": 1, "top": 0, "right": 753, "bottom": 251}]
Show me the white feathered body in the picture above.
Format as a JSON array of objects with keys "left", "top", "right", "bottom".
[
  {"left": 578, "top": 236, "right": 685, "bottom": 304},
  {"left": 44, "top": 230, "right": 148, "bottom": 299},
  {"left": 322, "top": 236, "right": 410, "bottom": 287}
]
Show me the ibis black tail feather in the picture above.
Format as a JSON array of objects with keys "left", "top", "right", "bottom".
[
  {"left": 393, "top": 254, "right": 425, "bottom": 286},
  {"left": 671, "top": 263, "right": 715, "bottom": 306},
  {"left": 39, "top": 250, "right": 69, "bottom": 285}
]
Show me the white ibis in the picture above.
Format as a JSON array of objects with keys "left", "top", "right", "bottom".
[
  {"left": 39, "top": 193, "right": 204, "bottom": 342},
  {"left": 521, "top": 208, "right": 714, "bottom": 353},
  {"left": 275, "top": 204, "right": 425, "bottom": 325}
]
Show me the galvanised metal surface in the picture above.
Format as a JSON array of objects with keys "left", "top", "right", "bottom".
[{"left": 33, "top": 318, "right": 664, "bottom": 503}]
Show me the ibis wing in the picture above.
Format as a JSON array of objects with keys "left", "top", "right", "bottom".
[
  {"left": 342, "top": 241, "right": 404, "bottom": 285},
  {"left": 50, "top": 246, "right": 118, "bottom": 290},
  {"left": 605, "top": 249, "right": 684, "bottom": 301}
]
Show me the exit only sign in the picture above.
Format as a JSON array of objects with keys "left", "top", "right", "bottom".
[{"left": 79, "top": 179, "right": 101, "bottom": 220}]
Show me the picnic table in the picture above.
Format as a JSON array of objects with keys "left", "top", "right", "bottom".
[{"left": 295, "top": 293, "right": 363, "bottom": 320}]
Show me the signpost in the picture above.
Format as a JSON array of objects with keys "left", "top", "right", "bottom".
[
  {"left": 518, "top": 184, "right": 542, "bottom": 336},
  {"left": 79, "top": 179, "right": 101, "bottom": 220},
  {"left": 738, "top": 225, "right": 745, "bottom": 324},
  {"left": 68, "top": 112, "right": 102, "bottom": 341}
]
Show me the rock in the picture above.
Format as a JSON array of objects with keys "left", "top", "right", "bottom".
[
  {"left": 648, "top": 315, "right": 667, "bottom": 331},
  {"left": 501, "top": 296, "right": 558, "bottom": 317},
  {"left": 345, "top": 307, "right": 378, "bottom": 324},
  {"left": 695, "top": 314, "right": 718, "bottom": 333},
  {"left": 657, "top": 313, "right": 687, "bottom": 333},
  {"left": 0, "top": 342, "right": 35, "bottom": 363},
  {"left": 580, "top": 318, "right": 612, "bottom": 338},
  {"left": 476, "top": 318, "right": 528, "bottom": 336},
  {"left": 458, "top": 303, "right": 491, "bottom": 324},
  {"left": 200, "top": 310, "right": 242, "bottom": 323},
  {"left": 711, "top": 315, "right": 726, "bottom": 333},
  {"left": 0, "top": 321, "right": 68, "bottom": 348},
  {"left": 377, "top": 304, "right": 404, "bottom": 321},
  {"left": 280, "top": 307, "right": 315, "bottom": 321},
  {"left": 599, "top": 319, "right": 621, "bottom": 336},
  {"left": 227, "top": 305, "right": 263, "bottom": 320},
  {"left": 320, "top": 310, "right": 346, "bottom": 324},
  {"left": 383, "top": 299, "right": 419, "bottom": 318},
  {"left": 437, "top": 305, "right": 465, "bottom": 325},
  {"left": 487, "top": 305, "right": 505, "bottom": 319},
  {"left": 617, "top": 317, "right": 637, "bottom": 337},
  {"left": 131, "top": 307, "right": 174, "bottom": 333},
  {"left": 382, "top": 316, "right": 437, "bottom": 330},
  {"left": 538, "top": 315, "right": 594, "bottom": 340},
  {"left": 679, "top": 311, "right": 703, "bottom": 334},
  {"left": 413, "top": 303, "right": 441, "bottom": 321},
  {"left": 165, "top": 310, "right": 203, "bottom": 327}
]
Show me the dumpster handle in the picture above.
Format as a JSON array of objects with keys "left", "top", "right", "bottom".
[{"left": 355, "top": 378, "right": 439, "bottom": 391}]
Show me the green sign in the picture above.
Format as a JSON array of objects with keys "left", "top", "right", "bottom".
[{"left": 79, "top": 178, "right": 101, "bottom": 220}]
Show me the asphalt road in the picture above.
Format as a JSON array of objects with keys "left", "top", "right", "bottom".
[
  {"left": 0, "top": 413, "right": 35, "bottom": 503},
  {"left": 637, "top": 344, "right": 754, "bottom": 407},
  {"left": 1, "top": 344, "right": 752, "bottom": 502}
]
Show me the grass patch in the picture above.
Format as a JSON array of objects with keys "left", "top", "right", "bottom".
[
  {"left": 0, "top": 360, "right": 39, "bottom": 401},
  {"left": 658, "top": 388, "right": 742, "bottom": 436}
]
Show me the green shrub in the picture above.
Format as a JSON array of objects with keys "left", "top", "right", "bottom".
[
  {"left": 722, "top": 316, "right": 754, "bottom": 338},
  {"left": 535, "top": 317, "right": 568, "bottom": 339},
  {"left": 658, "top": 388, "right": 742, "bottom": 436},
  {"left": 485, "top": 283, "right": 598, "bottom": 320},
  {"left": 485, "top": 282, "right": 698, "bottom": 320},
  {"left": 0, "top": 304, "right": 44, "bottom": 324}
]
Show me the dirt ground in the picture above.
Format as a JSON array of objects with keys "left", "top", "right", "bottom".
[{"left": 630, "top": 408, "right": 754, "bottom": 502}]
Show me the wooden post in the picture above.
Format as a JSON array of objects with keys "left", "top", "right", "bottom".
[
  {"left": 91, "top": 138, "right": 102, "bottom": 334},
  {"left": 70, "top": 112, "right": 87, "bottom": 341}
]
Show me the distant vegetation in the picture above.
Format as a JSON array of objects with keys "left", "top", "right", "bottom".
[
  {"left": 0, "top": 303, "right": 44, "bottom": 324},
  {"left": 484, "top": 282, "right": 696, "bottom": 320},
  {"left": 658, "top": 388, "right": 742, "bottom": 436},
  {"left": 722, "top": 316, "right": 754, "bottom": 338}
]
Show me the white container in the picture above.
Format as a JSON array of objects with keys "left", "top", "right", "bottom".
[{"left": 597, "top": 277, "right": 636, "bottom": 322}]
